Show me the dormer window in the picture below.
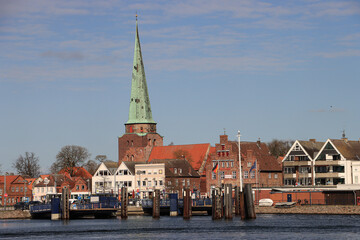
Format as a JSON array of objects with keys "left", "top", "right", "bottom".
[
  {"left": 294, "top": 144, "right": 300, "bottom": 151},
  {"left": 174, "top": 168, "right": 177, "bottom": 174},
  {"left": 179, "top": 168, "right": 182, "bottom": 174}
]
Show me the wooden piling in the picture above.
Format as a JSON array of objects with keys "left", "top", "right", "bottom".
[
  {"left": 239, "top": 191, "right": 246, "bottom": 219},
  {"left": 152, "top": 189, "right": 160, "bottom": 218},
  {"left": 234, "top": 186, "right": 240, "bottom": 216},
  {"left": 120, "top": 186, "right": 128, "bottom": 219},
  {"left": 224, "top": 184, "right": 233, "bottom": 219},
  {"left": 244, "top": 184, "right": 256, "bottom": 219},
  {"left": 169, "top": 193, "right": 178, "bottom": 216},
  {"left": 183, "top": 188, "right": 191, "bottom": 219},
  {"left": 212, "top": 188, "right": 222, "bottom": 220},
  {"left": 61, "top": 186, "right": 70, "bottom": 220}
]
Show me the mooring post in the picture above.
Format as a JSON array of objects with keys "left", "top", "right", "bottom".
[
  {"left": 212, "top": 187, "right": 222, "bottom": 220},
  {"left": 152, "top": 189, "right": 160, "bottom": 218},
  {"left": 224, "top": 184, "right": 233, "bottom": 219},
  {"left": 169, "top": 193, "right": 178, "bottom": 216},
  {"left": 120, "top": 186, "right": 128, "bottom": 219},
  {"left": 234, "top": 186, "right": 240, "bottom": 216},
  {"left": 244, "top": 184, "right": 256, "bottom": 219},
  {"left": 51, "top": 197, "right": 61, "bottom": 220},
  {"left": 239, "top": 190, "right": 246, "bottom": 219},
  {"left": 61, "top": 186, "right": 70, "bottom": 220},
  {"left": 183, "top": 188, "right": 191, "bottom": 219}
]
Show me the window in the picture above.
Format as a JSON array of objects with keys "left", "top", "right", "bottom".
[
  {"left": 174, "top": 168, "right": 177, "bottom": 174},
  {"left": 226, "top": 162, "right": 229, "bottom": 168},
  {"left": 159, "top": 169, "right": 163, "bottom": 174},
  {"left": 129, "top": 182, "right": 132, "bottom": 187},
  {"left": 232, "top": 171, "right": 236, "bottom": 179},
  {"left": 247, "top": 162, "right": 252, "bottom": 167},
  {"left": 220, "top": 171, "right": 225, "bottom": 180},
  {"left": 76, "top": 185, "right": 79, "bottom": 190},
  {"left": 82, "top": 185, "right": 85, "bottom": 190},
  {"left": 137, "top": 181, "right": 140, "bottom": 187},
  {"left": 268, "top": 173, "right": 272, "bottom": 179},
  {"left": 212, "top": 172, "right": 216, "bottom": 180},
  {"left": 16, "top": 187, "right": 19, "bottom": 192},
  {"left": 175, "top": 179, "right": 178, "bottom": 186},
  {"left": 222, "top": 162, "right": 225, "bottom": 167},
  {"left": 333, "top": 155, "right": 341, "bottom": 160},
  {"left": 12, "top": 187, "right": 15, "bottom": 192},
  {"left": 274, "top": 173, "right": 278, "bottom": 179},
  {"left": 244, "top": 171, "right": 249, "bottom": 179},
  {"left": 168, "top": 181, "right": 172, "bottom": 186},
  {"left": 231, "top": 162, "right": 234, "bottom": 167},
  {"left": 154, "top": 180, "right": 157, "bottom": 186},
  {"left": 182, "top": 180, "right": 185, "bottom": 186},
  {"left": 179, "top": 169, "right": 182, "bottom": 174},
  {"left": 142, "top": 181, "right": 146, "bottom": 186},
  {"left": 250, "top": 171, "right": 255, "bottom": 179},
  {"left": 294, "top": 144, "right": 300, "bottom": 151},
  {"left": 148, "top": 181, "right": 152, "bottom": 187},
  {"left": 159, "top": 180, "right": 163, "bottom": 186},
  {"left": 187, "top": 179, "right": 190, "bottom": 186},
  {"left": 222, "top": 145, "right": 225, "bottom": 150},
  {"left": 20, "top": 187, "right": 23, "bottom": 192}
]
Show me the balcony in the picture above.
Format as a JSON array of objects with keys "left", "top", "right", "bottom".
[
  {"left": 315, "top": 161, "right": 342, "bottom": 166},
  {"left": 283, "top": 161, "right": 311, "bottom": 167},
  {"left": 283, "top": 173, "right": 296, "bottom": 179},
  {"left": 315, "top": 172, "right": 342, "bottom": 178}
]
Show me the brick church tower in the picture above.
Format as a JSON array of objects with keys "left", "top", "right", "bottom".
[{"left": 118, "top": 17, "right": 163, "bottom": 164}]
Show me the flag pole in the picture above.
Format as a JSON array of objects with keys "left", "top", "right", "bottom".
[{"left": 237, "top": 131, "right": 242, "bottom": 192}]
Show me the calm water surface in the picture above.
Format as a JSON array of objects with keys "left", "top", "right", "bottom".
[{"left": 0, "top": 214, "right": 359, "bottom": 239}]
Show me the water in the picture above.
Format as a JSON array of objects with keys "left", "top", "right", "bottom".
[{"left": 1, "top": 214, "right": 360, "bottom": 239}]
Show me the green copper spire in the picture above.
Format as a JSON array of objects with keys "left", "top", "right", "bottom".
[{"left": 127, "top": 17, "right": 155, "bottom": 125}]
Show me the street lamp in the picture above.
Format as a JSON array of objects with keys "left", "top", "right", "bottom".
[
  {"left": 136, "top": 170, "right": 142, "bottom": 199},
  {"left": 237, "top": 131, "right": 243, "bottom": 192}
]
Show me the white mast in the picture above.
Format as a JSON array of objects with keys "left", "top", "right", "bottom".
[{"left": 237, "top": 131, "right": 243, "bottom": 192}]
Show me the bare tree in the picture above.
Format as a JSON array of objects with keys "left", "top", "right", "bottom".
[
  {"left": 83, "top": 160, "right": 99, "bottom": 175},
  {"left": 95, "top": 155, "right": 107, "bottom": 163},
  {"left": 267, "top": 139, "right": 294, "bottom": 158},
  {"left": 52, "top": 145, "right": 90, "bottom": 176},
  {"left": 13, "top": 152, "right": 40, "bottom": 178}
]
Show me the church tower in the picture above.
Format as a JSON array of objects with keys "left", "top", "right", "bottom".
[{"left": 118, "top": 17, "right": 163, "bottom": 164}]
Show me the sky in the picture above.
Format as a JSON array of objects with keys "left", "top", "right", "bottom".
[{"left": 1, "top": 0, "right": 359, "bottom": 173}]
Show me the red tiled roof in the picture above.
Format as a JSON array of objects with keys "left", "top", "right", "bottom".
[
  {"left": 148, "top": 144, "right": 212, "bottom": 171},
  {"left": 58, "top": 167, "right": 92, "bottom": 179}
]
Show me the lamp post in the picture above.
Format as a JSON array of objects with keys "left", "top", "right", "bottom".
[
  {"left": 237, "top": 131, "right": 243, "bottom": 192},
  {"left": 4, "top": 172, "right": 7, "bottom": 207},
  {"left": 136, "top": 170, "right": 142, "bottom": 199}
]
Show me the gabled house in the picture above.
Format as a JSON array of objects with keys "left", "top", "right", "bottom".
[
  {"left": 0, "top": 175, "right": 32, "bottom": 205},
  {"left": 92, "top": 161, "right": 118, "bottom": 194},
  {"left": 282, "top": 139, "right": 324, "bottom": 186},
  {"left": 313, "top": 138, "right": 360, "bottom": 185},
  {"left": 151, "top": 159, "right": 201, "bottom": 197},
  {"left": 206, "top": 134, "right": 282, "bottom": 197}
]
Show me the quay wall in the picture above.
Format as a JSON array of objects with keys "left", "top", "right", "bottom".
[
  {"left": 256, "top": 205, "right": 360, "bottom": 215},
  {"left": 0, "top": 210, "right": 31, "bottom": 219}
]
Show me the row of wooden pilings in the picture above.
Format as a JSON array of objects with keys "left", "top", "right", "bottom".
[
  {"left": 137, "top": 184, "right": 256, "bottom": 220},
  {"left": 212, "top": 183, "right": 256, "bottom": 220}
]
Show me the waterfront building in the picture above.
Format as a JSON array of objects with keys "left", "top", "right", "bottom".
[
  {"left": 118, "top": 17, "right": 163, "bottom": 165},
  {"left": 283, "top": 137, "right": 360, "bottom": 186},
  {"left": 134, "top": 163, "right": 166, "bottom": 199},
  {"left": 206, "top": 134, "right": 282, "bottom": 196},
  {"left": 0, "top": 174, "right": 32, "bottom": 205},
  {"left": 314, "top": 137, "right": 360, "bottom": 185},
  {"left": 282, "top": 139, "right": 324, "bottom": 186},
  {"left": 92, "top": 161, "right": 118, "bottom": 194},
  {"left": 151, "top": 159, "right": 201, "bottom": 197}
]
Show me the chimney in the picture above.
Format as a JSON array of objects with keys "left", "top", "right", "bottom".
[{"left": 309, "top": 139, "right": 316, "bottom": 143}]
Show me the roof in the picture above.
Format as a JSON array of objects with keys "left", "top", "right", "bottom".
[
  {"left": 34, "top": 174, "right": 73, "bottom": 188},
  {"left": 122, "top": 161, "right": 146, "bottom": 175},
  {"left": 330, "top": 139, "right": 360, "bottom": 160},
  {"left": 103, "top": 161, "right": 119, "bottom": 174},
  {"left": 239, "top": 141, "right": 282, "bottom": 171},
  {"left": 151, "top": 159, "right": 200, "bottom": 178},
  {"left": 0, "top": 175, "right": 22, "bottom": 186},
  {"left": 298, "top": 140, "right": 325, "bottom": 158},
  {"left": 148, "top": 143, "right": 212, "bottom": 171},
  {"left": 58, "top": 167, "right": 92, "bottom": 179},
  {"left": 24, "top": 177, "right": 37, "bottom": 190}
]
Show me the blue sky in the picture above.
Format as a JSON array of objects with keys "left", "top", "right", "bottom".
[{"left": 1, "top": 0, "right": 359, "bottom": 173}]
